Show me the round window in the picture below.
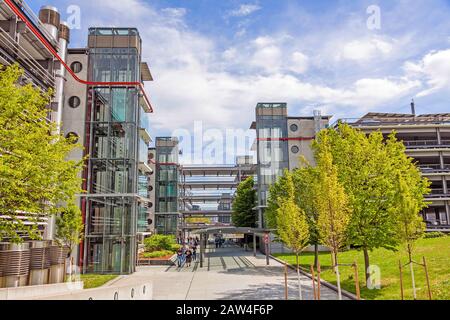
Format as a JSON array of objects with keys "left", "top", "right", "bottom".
[
  {"left": 148, "top": 202, "right": 153, "bottom": 208},
  {"left": 148, "top": 186, "right": 153, "bottom": 192},
  {"left": 290, "top": 124, "right": 299, "bottom": 132},
  {"left": 68, "top": 96, "right": 81, "bottom": 108},
  {"left": 70, "top": 61, "right": 83, "bottom": 73},
  {"left": 65, "top": 132, "right": 79, "bottom": 144},
  {"left": 291, "top": 146, "right": 300, "bottom": 154}
]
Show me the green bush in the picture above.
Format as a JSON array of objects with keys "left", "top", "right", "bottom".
[
  {"left": 170, "top": 243, "right": 181, "bottom": 251},
  {"left": 424, "top": 231, "right": 446, "bottom": 239},
  {"left": 142, "top": 250, "right": 174, "bottom": 258},
  {"left": 144, "top": 234, "right": 176, "bottom": 252}
]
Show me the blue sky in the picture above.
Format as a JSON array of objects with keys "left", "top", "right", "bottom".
[{"left": 29, "top": 0, "right": 450, "bottom": 162}]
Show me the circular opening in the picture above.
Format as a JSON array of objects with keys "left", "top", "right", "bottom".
[
  {"left": 148, "top": 186, "right": 153, "bottom": 192},
  {"left": 291, "top": 146, "right": 300, "bottom": 154},
  {"left": 70, "top": 61, "right": 83, "bottom": 73},
  {"left": 114, "top": 292, "right": 119, "bottom": 300},
  {"left": 143, "top": 285, "right": 146, "bottom": 295},
  {"left": 290, "top": 124, "right": 299, "bottom": 132},
  {"left": 68, "top": 96, "right": 81, "bottom": 108},
  {"left": 131, "top": 288, "right": 135, "bottom": 298},
  {"left": 148, "top": 202, "right": 153, "bottom": 208},
  {"left": 65, "top": 132, "right": 79, "bottom": 144}
]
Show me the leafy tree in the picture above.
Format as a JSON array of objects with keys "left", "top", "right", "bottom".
[
  {"left": 0, "top": 64, "right": 83, "bottom": 243},
  {"left": 393, "top": 175, "right": 427, "bottom": 299},
  {"left": 276, "top": 170, "right": 310, "bottom": 300},
  {"left": 314, "top": 123, "right": 430, "bottom": 286},
  {"left": 232, "top": 176, "right": 257, "bottom": 227},
  {"left": 315, "top": 135, "right": 351, "bottom": 300},
  {"left": 55, "top": 204, "right": 84, "bottom": 256},
  {"left": 266, "top": 164, "right": 321, "bottom": 268}
]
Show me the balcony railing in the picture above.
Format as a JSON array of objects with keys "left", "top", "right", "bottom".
[
  {"left": 418, "top": 164, "right": 450, "bottom": 172},
  {"left": 426, "top": 189, "right": 450, "bottom": 198},
  {"left": 0, "top": 26, "right": 55, "bottom": 89},
  {"left": 13, "top": 0, "right": 59, "bottom": 49}
]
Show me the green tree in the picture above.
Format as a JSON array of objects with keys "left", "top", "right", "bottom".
[
  {"left": 315, "top": 135, "right": 351, "bottom": 300},
  {"left": 393, "top": 175, "right": 427, "bottom": 299},
  {"left": 232, "top": 176, "right": 257, "bottom": 227},
  {"left": 276, "top": 170, "right": 310, "bottom": 300},
  {"left": 55, "top": 204, "right": 84, "bottom": 256},
  {"left": 266, "top": 164, "right": 321, "bottom": 268},
  {"left": 314, "top": 123, "right": 430, "bottom": 286},
  {"left": 0, "top": 64, "right": 83, "bottom": 243}
]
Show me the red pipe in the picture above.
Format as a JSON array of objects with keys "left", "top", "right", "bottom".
[{"left": 4, "top": 0, "right": 154, "bottom": 113}]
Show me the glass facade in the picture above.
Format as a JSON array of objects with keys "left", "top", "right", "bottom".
[
  {"left": 83, "top": 28, "right": 149, "bottom": 274},
  {"left": 255, "top": 104, "right": 289, "bottom": 227},
  {"left": 155, "top": 138, "right": 180, "bottom": 235}
]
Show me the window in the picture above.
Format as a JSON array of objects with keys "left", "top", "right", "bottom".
[
  {"left": 291, "top": 146, "right": 300, "bottom": 154},
  {"left": 290, "top": 124, "right": 299, "bottom": 132},
  {"left": 65, "top": 132, "right": 79, "bottom": 143},
  {"left": 70, "top": 61, "right": 83, "bottom": 73},
  {"left": 68, "top": 96, "right": 81, "bottom": 108}
]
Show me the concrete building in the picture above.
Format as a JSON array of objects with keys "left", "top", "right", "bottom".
[
  {"left": 339, "top": 112, "right": 450, "bottom": 231},
  {"left": 250, "top": 103, "right": 331, "bottom": 229},
  {"left": 179, "top": 157, "right": 257, "bottom": 238}
]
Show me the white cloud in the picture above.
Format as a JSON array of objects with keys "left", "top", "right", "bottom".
[
  {"left": 340, "top": 38, "right": 394, "bottom": 61},
  {"left": 228, "top": 4, "right": 262, "bottom": 17},
  {"left": 288, "top": 52, "right": 309, "bottom": 74},
  {"left": 409, "top": 49, "right": 450, "bottom": 97}
]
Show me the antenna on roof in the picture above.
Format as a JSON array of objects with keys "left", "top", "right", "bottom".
[{"left": 411, "top": 99, "right": 416, "bottom": 116}]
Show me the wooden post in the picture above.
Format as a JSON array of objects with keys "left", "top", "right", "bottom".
[
  {"left": 423, "top": 256, "right": 432, "bottom": 300},
  {"left": 310, "top": 265, "right": 317, "bottom": 300},
  {"left": 284, "top": 263, "right": 289, "bottom": 300},
  {"left": 353, "top": 261, "right": 361, "bottom": 300},
  {"left": 399, "top": 260, "right": 404, "bottom": 300},
  {"left": 317, "top": 260, "right": 321, "bottom": 300}
]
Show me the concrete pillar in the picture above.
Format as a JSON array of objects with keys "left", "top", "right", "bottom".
[
  {"left": 253, "top": 234, "right": 256, "bottom": 257},
  {"left": 437, "top": 127, "right": 442, "bottom": 145},
  {"left": 445, "top": 202, "right": 450, "bottom": 226}
]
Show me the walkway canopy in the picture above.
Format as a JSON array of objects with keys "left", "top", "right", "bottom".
[
  {"left": 191, "top": 226, "right": 272, "bottom": 236},
  {"left": 191, "top": 226, "right": 274, "bottom": 268}
]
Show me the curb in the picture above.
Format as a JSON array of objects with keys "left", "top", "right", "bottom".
[
  {"left": 270, "top": 255, "right": 360, "bottom": 300},
  {"left": 104, "top": 275, "right": 125, "bottom": 287}
]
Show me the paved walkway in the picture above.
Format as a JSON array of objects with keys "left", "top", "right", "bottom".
[{"left": 110, "top": 246, "right": 344, "bottom": 300}]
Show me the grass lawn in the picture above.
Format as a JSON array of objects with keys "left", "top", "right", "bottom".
[
  {"left": 273, "top": 236, "right": 450, "bottom": 300},
  {"left": 79, "top": 274, "right": 119, "bottom": 289}
]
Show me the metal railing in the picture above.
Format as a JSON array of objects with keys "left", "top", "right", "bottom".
[
  {"left": 12, "top": 0, "right": 59, "bottom": 49},
  {"left": 0, "top": 26, "right": 55, "bottom": 88},
  {"left": 418, "top": 164, "right": 450, "bottom": 172}
]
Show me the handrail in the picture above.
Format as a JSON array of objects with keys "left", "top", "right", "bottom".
[{"left": 4, "top": 0, "right": 154, "bottom": 113}]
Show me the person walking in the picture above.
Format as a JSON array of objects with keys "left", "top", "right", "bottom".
[
  {"left": 192, "top": 246, "right": 197, "bottom": 262},
  {"left": 176, "top": 248, "right": 184, "bottom": 268},
  {"left": 185, "top": 248, "right": 193, "bottom": 267}
]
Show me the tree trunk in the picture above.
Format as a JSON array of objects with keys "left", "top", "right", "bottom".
[
  {"left": 331, "top": 252, "right": 336, "bottom": 272},
  {"left": 296, "top": 253, "right": 303, "bottom": 300},
  {"left": 334, "top": 251, "right": 342, "bottom": 300},
  {"left": 314, "top": 243, "right": 319, "bottom": 269},
  {"left": 408, "top": 243, "right": 417, "bottom": 300},
  {"left": 363, "top": 248, "right": 370, "bottom": 287}
]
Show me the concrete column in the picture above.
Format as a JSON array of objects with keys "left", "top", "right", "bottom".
[
  {"left": 443, "top": 176, "right": 448, "bottom": 194},
  {"left": 437, "top": 127, "right": 442, "bottom": 145},
  {"left": 445, "top": 202, "right": 450, "bottom": 226},
  {"left": 253, "top": 234, "right": 256, "bottom": 257}
]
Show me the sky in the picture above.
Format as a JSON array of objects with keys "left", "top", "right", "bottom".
[{"left": 29, "top": 0, "right": 450, "bottom": 163}]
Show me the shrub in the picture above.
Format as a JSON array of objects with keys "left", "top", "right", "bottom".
[
  {"left": 142, "top": 250, "right": 174, "bottom": 258},
  {"left": 424, "top": 231, "right": 446, "bottom": 239},
  {"left": 170, "top": 243, "right": 181, "bottom": 251},
  {"left": 144, "top": 234, "right": 176, "bottom": 252}
]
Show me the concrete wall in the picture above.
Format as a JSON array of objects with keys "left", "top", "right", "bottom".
[
  {"left": 37, "top": 282, "right": 153, "bottom": 300},
  {"left": 0, "top": 282, "right": 83, "bottom": 300}
]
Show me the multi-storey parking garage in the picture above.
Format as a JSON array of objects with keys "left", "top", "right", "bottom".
[{"left": 179, "top": 158, "right": 256, "bottom": 238}]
